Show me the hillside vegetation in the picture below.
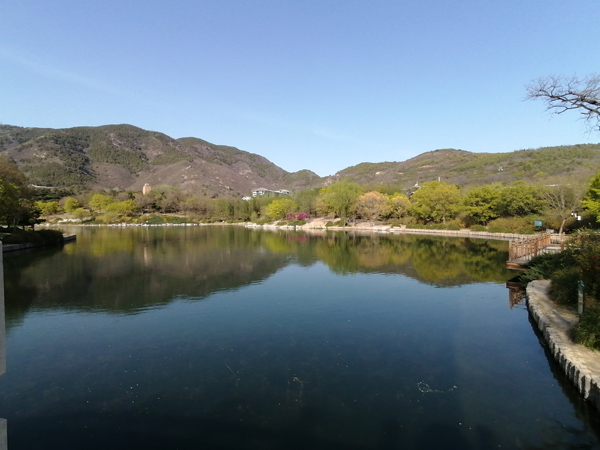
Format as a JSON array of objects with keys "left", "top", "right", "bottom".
[
  {"left": 333, "top": 146, "right": 600, "bottom": 189},
  {"left": 1, "top": 124, "right": 600, "bottom": 197},
  {"left": 0, "top": 124, "right": 321, "bottom": 197}
]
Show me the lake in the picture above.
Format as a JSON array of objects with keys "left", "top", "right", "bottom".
[{"left": 1, "top": 226, "right": 599, "bottom": 449}]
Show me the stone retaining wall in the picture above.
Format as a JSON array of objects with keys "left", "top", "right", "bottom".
[{"left": 527, "top": 280, "right": 600, "bottom": 411}]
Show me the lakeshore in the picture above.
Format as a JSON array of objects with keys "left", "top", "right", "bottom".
[{"left": 527, "top": 280, "right": 600, "bottom": 411}]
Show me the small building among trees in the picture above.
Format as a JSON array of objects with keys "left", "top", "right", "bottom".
[{"left": 251, "top": 188, "right": 290, "bottom": 198}]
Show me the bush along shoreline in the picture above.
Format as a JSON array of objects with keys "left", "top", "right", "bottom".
[
  {"left": 0, "top": 227, "right": 66, "bottom": 250},
  {"left": 523, "top": 229, "right": 600, "bottom": 349}
]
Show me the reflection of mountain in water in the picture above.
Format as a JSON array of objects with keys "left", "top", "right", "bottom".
[{"left": 4, "top": 227, "right": 513, "bottom": 324}]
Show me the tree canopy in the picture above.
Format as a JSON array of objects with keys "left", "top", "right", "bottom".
[
  {"left": 318, "top": 181, "right": 363, "bottom": 220},
  {"left": 582, "top": 171, "right": 600, "bottom": 223},
  {"left": 410, "top": 181, "right": 461, "bottom": 224}
]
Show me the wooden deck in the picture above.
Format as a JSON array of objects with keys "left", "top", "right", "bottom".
[{"left": 507, "top": 232, "right": 566, "bottom": 269}]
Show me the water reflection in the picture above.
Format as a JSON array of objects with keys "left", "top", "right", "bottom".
[
  {"left": 3, "top": 227, "right": 514, "bottom": 320},
  {"left": 1, "top": 227, "right": 599, "bottom": 449}
]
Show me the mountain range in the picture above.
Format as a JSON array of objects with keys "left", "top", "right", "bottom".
[{"left": 1, "top": 124, "right": 599, "bottom": 197}]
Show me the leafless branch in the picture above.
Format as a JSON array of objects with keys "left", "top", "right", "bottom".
[{"left": 526, "top": 74, "right": 600, "bottom": 131}]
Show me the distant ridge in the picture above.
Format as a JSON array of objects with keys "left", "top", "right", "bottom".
[{"left": 1, "top": 124, "right": 599, "bottom": 196}]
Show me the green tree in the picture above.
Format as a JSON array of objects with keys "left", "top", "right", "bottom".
[
  {"left": 265, "top": 198, "right": 298, "bottom": 220},
  {"left": 356, "top": 191, "right": 392, "bottom": 220},
  {"left": 35, "top": 201, "right": 62, "bottom": 216},
  {"left": 410, "top": 181, "right": 461, "bottom": 224},
  {"left": 88, "top": 193, "right": 115, "bottom": 212},
  {"left": 0, "top": 156, "right": 39, "bottom": 227},
  {"left": 581, "top": 171, "right": 600, "bottom": 223},
  {"left": 72, "top": 208, "right": 90, "bottom": 221},
  {"left": 0, "top": 179, "right": 20, "bottom": 226},
  {"left": 318, "top": 181, "right": 363, "bottom": 220},
  {"left": 106, "top": 200, "right": 138, "bottom": 216},
  {"left": 462, "top": 184, "right": 502, "bottom": 225},
  {"left": 293, "top": 189, "right": 320, "bottom": 216},
  {"left": 497, "top": 182, "right": 545, "bottom": 217},
  {"left": 63, "top": 197, "right": 81, "bottom": 212},
  {"left": 389, "top": 193, "right": 411, "bottom": 219}
]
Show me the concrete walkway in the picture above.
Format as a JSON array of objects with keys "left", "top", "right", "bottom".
[{"left": 527, "top": 280, "right": 600, "bottom": 411}]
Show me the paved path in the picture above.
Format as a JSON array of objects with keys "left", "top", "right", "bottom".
[{"left": 527, "top": 280, "right": 600, "bottom": 411}]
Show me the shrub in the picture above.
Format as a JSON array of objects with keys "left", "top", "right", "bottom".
[
  {"left": 1, "top": 229, "right": 64, "bottom": 245},
  {"left": 487, "top": 217, "right": 535, "bottom": 233},
  {"left": 549, "top": 266, "right": 580, "bottom": 305},
  {"left": 325, "top": 220, "right": 343, "bottom": 227},
  {"left": 427, "top": 223, "right": 447, "bottom": 230},
  {"left": 569, "top": 230, "right": 600, "bottom": 302},
  {"left": 470, "top": 225, "right": 487, "bottom": 232},
  {"left": 571, "top": 307, "right": 600, "bottom": 350},
  {"left": 142, "top": 215, "right": 165, "bottom": 224},
  {"left": 523, "top": 250, "right": 578, "bottom": 281}
]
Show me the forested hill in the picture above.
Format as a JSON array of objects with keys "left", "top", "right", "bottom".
[
  {"left": 329, "top": 145, "right": 600, "bottom": 189},
  {"left": 0, "top": 124, "right": 322, "bottom": 197},
  {"left": 1, "top": 123, "right": 599, "bottom": 196}
]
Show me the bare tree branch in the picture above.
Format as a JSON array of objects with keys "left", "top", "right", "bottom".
[{"left": 526, "top": 74, "right": 600, "bottom": 131}]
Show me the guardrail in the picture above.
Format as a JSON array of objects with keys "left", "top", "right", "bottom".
[{"left": 508, "top": 232, "right": 566, "bottom": 262}]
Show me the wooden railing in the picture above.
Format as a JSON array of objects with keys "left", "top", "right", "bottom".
[{"left": 508, "top": 232, "right": 566, "bottom": 262}]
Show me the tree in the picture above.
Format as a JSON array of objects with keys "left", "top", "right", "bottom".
[
  {"left": 0, "top": 156, "right": 40, "bottom": 227},
  {"left": 317, "top": 181, "right": 363, "bottom": 220},
  {"left": 0, "top": 179, "right": 20, "bottom": 226},
  {"left": 462, "top": 184, "right": 502, "bottom": 225},
  {"left": 581, "top": 171, "right": 600, "bottom": 223},
  {"left": 389, "top": 193, "right": 411, "bottom": 219},
  {"left": 63, "top": 197, "right": 81, "bottom": 212},
  {"left": 293, "top": 189, "right": 320, "bottom": 217},
  {"left": 540, "top": 180, "right": 587, "bottom": 235},
  {"left": 35, "top": 201, "right": 62, "bottom": 216},
  {"left": 497, "top": 182, "right": 545, "bottom": 217},
  {"left": 106, "top": 200, "right": 138, "bottom": 216},
  {"left": 526, "top": 74, "right": 600, "bottom": 131},
  {"left": 0, "top": 155, "right": 28, "bottom": 187},
  {"left": 410, "top": 181, "right": 461, "bottom": 224},
  {"left": 88, "top": 193, "right": 115, "bottom": 212},
  {"left": 355, "top": 191, "right": 392, "bottom": 220},
  {"left": 265, "top": 198, "right": 298, "bottom": 220}
]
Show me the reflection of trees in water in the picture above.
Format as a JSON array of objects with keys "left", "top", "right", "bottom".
[
  {"left": 313, "top": 232, "right": 511, "bottom": 286},
  {"left": 4, "top": 228, "right": 512, "bottom": 320},
  {"left": 4, "top": 227, "right": 290, "bottom": 318}
]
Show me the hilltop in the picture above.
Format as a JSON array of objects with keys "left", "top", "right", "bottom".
[{"left": 1, "top": 124, "right": 599, "bottom": 196}]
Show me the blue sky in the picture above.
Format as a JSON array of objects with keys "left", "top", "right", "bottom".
[{"left": 1, "top": 1, "right": 599, "bottom": 177}]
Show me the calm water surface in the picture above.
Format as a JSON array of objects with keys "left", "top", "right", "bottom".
[{"left": 1, "top": 226, "right": 599, "bottom": 449}]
